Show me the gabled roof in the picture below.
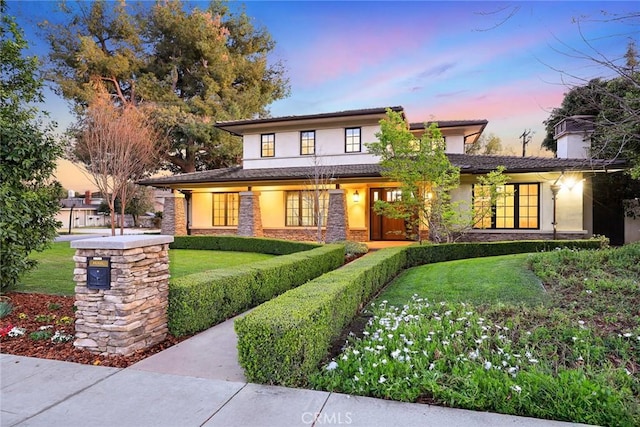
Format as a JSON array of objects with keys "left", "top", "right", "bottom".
[{"left": 139, "top": 155, "right": 626, "bottom": 187}]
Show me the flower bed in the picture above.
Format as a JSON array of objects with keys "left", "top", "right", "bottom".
[{"left": 0, "top": 293, "right": 187, "bottom": 367}]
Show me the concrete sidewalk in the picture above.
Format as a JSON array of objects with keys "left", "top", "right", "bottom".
[{"left": 1, "top": 311, "right": 587, "bottom": 427}]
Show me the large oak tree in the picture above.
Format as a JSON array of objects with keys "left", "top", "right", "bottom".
[{"left": 41, "top": 0, "right": 289, "bottom": 173}]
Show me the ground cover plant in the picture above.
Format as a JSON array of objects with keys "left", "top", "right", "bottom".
[
  {"left": 17, "top": 242, "right": 275, "bottom": 295},
  {"left": 312, "top": 245, "right": 640, "bottom": 426}
]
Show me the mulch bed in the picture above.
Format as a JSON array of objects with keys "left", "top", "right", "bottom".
[{"left": 0, "top": 292, "right": 187, "bottom": 368}]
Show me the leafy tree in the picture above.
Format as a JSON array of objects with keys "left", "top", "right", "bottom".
[
  {"left": 0, "top": 0, "right": 63, "bottom": 290},
  {"left": 543, "top": 35, "right": 640, "bottom": 178},
  {"left": 124, "top": 184, "right": 155, "bottom": 227},
  {"left": 367, "top": 110, "right": 508, "bottom": 243},
  {"left": 465, "top": 133, "right": 504, "bottom": 155},
  {"left": 41, "top": 0, "right": 289, "bottom": 173}
]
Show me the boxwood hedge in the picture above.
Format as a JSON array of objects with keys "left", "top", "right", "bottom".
[
  {"left": 170, "top": 235, "right": 319, "bottom": 254},
  {"left": 168, "top": 244, "right": 343, "bottom": 336}
]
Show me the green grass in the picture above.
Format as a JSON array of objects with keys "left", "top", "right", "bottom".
[
  {"left": 17, "top": 242, "right": 274, "bottom": 296},
  {"left": 168, "top": 249, "right": 273, "bottom": 279},
  {"left": 378, "top": 253, "right": 546, "bottom": 307},
  {"left": 313, "top": 244, "right": 640, "bottom": 426}
]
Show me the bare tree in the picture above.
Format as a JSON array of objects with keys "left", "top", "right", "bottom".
[
  {"left": 304, "top": 152, "right": 336, "bottom": 243},
  {"left": 72, "top": 89, "right": 164, "bottom": 235}
]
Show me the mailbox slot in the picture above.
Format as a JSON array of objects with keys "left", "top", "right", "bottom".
[{"left": 87, "top": 257, "right": 111, "bottom": 290}]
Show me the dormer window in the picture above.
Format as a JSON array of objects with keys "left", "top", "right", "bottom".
[
  {"left": 300, "top": 130, "right": 315, "bottom": 155},
  {"left": 345, "top": 127, "right": 361, "bottom": 153},
  {"left": 261, "top": 133, "right": 275, "bottom": 157}
]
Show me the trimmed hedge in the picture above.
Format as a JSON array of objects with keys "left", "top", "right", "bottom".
[
  {"left": 170, "top": 235, "right": 319, "bottom": 255},
  {"left": 404, "top": 239, "right": 607, "bottom": 268},
  {"left": 235, "top": 247, "right": 407, "bottom": 386},
  {"left": 235, "top": 238, "right": 608, "bottom": 387},
  {"left": 168, "top": 244, "right": 344, "bottom": 336}
]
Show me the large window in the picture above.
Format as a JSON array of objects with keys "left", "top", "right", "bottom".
[
  {"left": 261, "top": 133, "right": 275, "bottom": 157},
  {"left": 473, "top": 183, "right": 539, "bottom": 229},
  {"left": 285, "top": 190, "right": 328, "bottom": 226},
  {"left": 212, "top": 192, "right": 239, "bottom": 226},
  {"left": 345, "top": 127, "right": 361, "bottom": 152},
  {"left": 300, "top": 131, "right": 315, "bottom": 155}
]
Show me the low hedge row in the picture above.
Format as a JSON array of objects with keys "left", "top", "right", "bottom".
[
  {"left": 404, "top": 239, "right": 607, "bottom": 268},
  {"left": 235, "top": 238, "right": 607, "bottom": 386},
  {"left": 170, "top": 235, "right": 319, "bottom": 255},
  {"left": 235, "top": 247, "right": 407, "bottom": 386},
  {"left": 168, "top": 244, "right": 344, "bottom": 337}
]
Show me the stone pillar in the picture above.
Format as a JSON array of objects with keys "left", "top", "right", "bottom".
[
  {"left": 71, "top": 235, "right": 174, "bottom": 356},
  {"left": 161, "top": 193, "right": 187, "bottom": 236},
  {"left": 326, "top": 189, "right": 349, "bottom": 243},
  {"left": 238, "top": 191, "right": 263, "bottom": 237}
]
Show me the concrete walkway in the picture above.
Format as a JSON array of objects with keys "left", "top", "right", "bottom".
[{"left": 2, "top": 313, "right": 588, "bottom": 427}]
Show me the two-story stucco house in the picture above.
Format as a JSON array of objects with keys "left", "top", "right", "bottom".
[{"left": 140, "top": 106, "right": 628, "bottom": 243}]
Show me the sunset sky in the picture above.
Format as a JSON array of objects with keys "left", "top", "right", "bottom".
[{"left": 8, "top": 1, "right": 639, "bottom": 190}]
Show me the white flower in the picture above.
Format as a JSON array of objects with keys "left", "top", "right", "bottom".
[
  {"left": 529, "top": 358, "right": 539, "bottom": 364},
  {"left": 353, "top": 375, "right": 359, "bottom": 382},
  {"left": 468, "top": 349, "right": 479, "bottom": 360},
  {"left": 326, "top": 361, "right": 338, "bottom": 371},
  {"left": 510, "top": 385, "right": 522, "bottom": 394},
  {"left": 391, "top": 349, "right": 401, "bottom": 359},
  {"left": 484, "top": 361, "right": 492, "bottom": 370},
  {"left": 342, "top": 354, "right": 348, "bottom": 361},
  {"left": 623, "top": 333, "right": 633, "bottom": 338},
  {"left": 441, "top": 340, "right": 450, "bottom": 346},
  {"left": 381, "top": 359, "right": 388, "bottom": 365},
  {"left": 8, "top": 327, "right": 26, "bottom": 337},
  {"left": 378, "top": 375, "right": 387, "bottom": 384},
  {"left": 429, "top": 363, "right": 435, "bottom": 371},
  {"left": 585, "top": 290, "right": 593, "bottom": 294}
]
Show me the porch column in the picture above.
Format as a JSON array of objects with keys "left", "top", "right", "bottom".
[
  {"left": 326, "top": 189, "right": 349, "bottom": 243},
  {"left": 161, "top": 193, "right": 187, "bottom": 236},
  {"left": 238, "top": 191, "right": 263, "bottom": 237}
]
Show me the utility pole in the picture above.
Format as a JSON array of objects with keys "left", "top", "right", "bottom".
[{"left": 520, "top": 129, "right": 532, "bottom": 157}]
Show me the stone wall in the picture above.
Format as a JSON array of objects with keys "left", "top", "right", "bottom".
[
  {"left": 325, "top": 190, "right": 348, "bottom": 243},
  {"left": 161, "top": 194, "right": 186, "bottom": 236},
  {"left": 238, "top": 191, "right": 263, "bottom": 237},
  {"left": 71, "top": 235, "right": 174, "bottom": 356}
]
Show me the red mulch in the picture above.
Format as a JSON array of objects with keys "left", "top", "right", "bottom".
[{"left": 0, "top": 292, "right": 188, "bottom": 368}]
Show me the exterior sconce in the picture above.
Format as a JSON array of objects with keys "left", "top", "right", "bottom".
[{"left": 353, "top": 190, "right": 360, "bottom": 203}]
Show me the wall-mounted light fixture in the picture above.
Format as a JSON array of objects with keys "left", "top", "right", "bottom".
[{"left": 353, "top": 190, "right": 360, "bottom": 203}]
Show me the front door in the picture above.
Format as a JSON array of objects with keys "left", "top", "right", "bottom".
[{"left": 370, "top": 188, "right": 409, "bottom": 240}]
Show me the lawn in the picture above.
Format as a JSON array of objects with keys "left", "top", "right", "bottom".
[
  {"left": 313, "top": 244, "right": 640, "bottom": 426},
  {"left": 18, "top": 242, "right": 274, "bottom": 295},
  {"left": 378, "top": 253, "right": 546, "bottom": 307}
]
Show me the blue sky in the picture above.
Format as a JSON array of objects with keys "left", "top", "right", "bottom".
[{"left": 9, "top": 0, "right": 639, "bottom": 158}]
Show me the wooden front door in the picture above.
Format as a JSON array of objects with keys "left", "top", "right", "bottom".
[{"left": 370, "top": 188, "right": 409, "bottom": 241}]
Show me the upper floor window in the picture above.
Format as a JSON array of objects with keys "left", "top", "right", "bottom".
[
  {"left": 212, "top": 192, "right": 239, "bottom": 226},
  {"left": 261, "top": 133, "right": 275, "bottom": 157},
  {"left": 345, "top": 127, "right": 361, "bottom": 153},
  {"left": 300, "top": 131, "right": 315, "bottom": 155},
  {"left": 473, "top": 183, "right": 539, "bottom": 229}
]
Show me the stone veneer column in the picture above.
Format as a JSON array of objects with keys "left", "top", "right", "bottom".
[
  {"left": 161, "top": 193, "right": 187, "bottom": 236},
  {"left": 237, "top": 191, "right": 263, "bottom": 237},
  {"left": 326, "top": 189, "right": 349, "bottom": 243},
  {"left": 71, "top": 235, "right": 174, "bottom": 356}
]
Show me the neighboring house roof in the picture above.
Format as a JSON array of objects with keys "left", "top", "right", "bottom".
[
  {"left": 139, "top": 154, "right": 626, "bottom": 187},
  {"left": 59, "top": 199, "right": 99, "bottom": 209}
]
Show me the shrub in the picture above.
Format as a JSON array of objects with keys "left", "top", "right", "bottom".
[
  {"left": 168, "top": 244, "right": 344, "bottom": 336},
  {"left": 170, "top": 235, "right": 319, "bottom": 255},
  {"left": 405, "top": 239, "right": 606, "bottom": 268},
  {"left": 235, "top": 247, "right": 406, "bottom": 386}
]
